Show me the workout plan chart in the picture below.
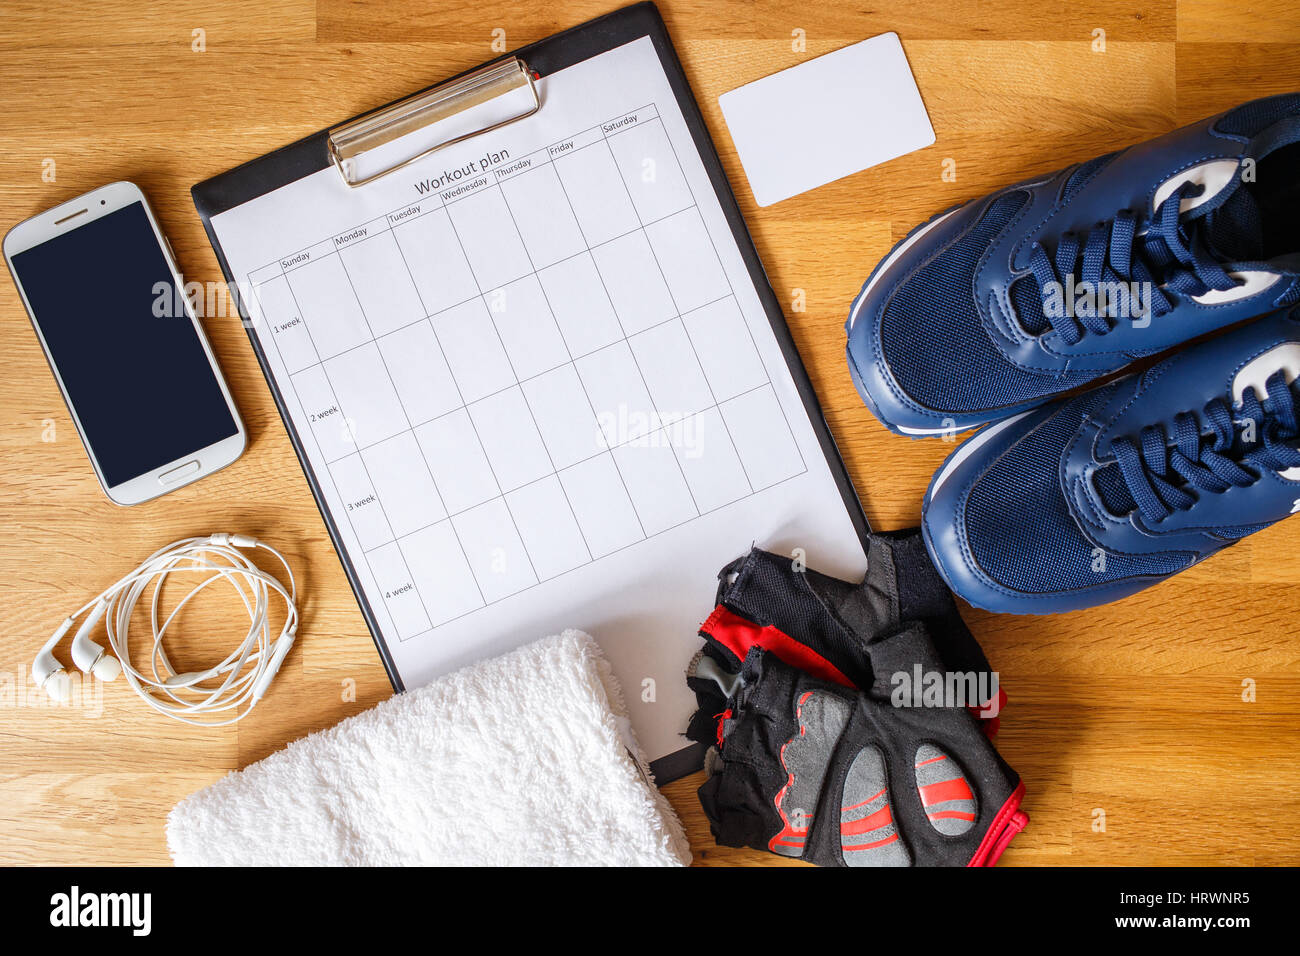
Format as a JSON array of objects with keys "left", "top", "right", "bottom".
[{"left": 208, "top": 37, "right": 869, "bottom": 767}]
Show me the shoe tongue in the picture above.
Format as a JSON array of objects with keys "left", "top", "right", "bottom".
[
  {"left": 1200, "top": 179, "right": 1264, "bottom": 262},
  {"left": 1193, "top": 114, "right": 1300, "bottom": 262}
]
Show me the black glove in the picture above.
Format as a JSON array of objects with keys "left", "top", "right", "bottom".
[{"left": 696, "top": 633, "right": 1026, "bottom": 867}]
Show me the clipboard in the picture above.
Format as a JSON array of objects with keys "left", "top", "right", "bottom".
[{"left": 192, "top": 1, "right": 870, "bottom": 783}]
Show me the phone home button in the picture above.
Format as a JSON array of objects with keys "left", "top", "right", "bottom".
[{"left": 159, "top": 460, "right": 201, "bottom": 485}]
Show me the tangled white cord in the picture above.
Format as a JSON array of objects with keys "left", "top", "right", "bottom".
[{"left": 38, "top": 534, "right": 299, "bottom": 726}]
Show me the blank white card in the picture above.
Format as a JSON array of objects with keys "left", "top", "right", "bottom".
[{"left": 719, "top": 32, "right": 935, "bottom": 206}]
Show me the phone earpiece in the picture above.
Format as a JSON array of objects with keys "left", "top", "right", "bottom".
[
  {"left": 33, "top": 618, "right": 75, "bottom": 701},
  {"left": 31, "top": 648, "right": 72, "bottom": 701},
  {"left": 89, "top": 654, "right": 122, "bottom": 682},
  {"left": 69, "top": 602, "right": 119, "bottom": 682}
]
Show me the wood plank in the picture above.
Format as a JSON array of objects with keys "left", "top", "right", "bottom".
[{"left": 1178, "top": 0, "right": 1300, "bottom": 42}]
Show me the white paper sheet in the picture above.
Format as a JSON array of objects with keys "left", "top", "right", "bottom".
[
  {"left": 718, "top": 33, "right": 935, "bottom": 206},
  {"left": 209, "top": 36, "right": 867, "bottom": 766}
]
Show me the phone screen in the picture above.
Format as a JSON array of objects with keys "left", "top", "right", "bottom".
[{"left": 10, "top": 201, "right": 238, "bottom": 488}]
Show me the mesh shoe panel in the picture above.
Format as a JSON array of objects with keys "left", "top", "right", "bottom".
[
  {"left": 964, "top": 389, "right": 1192, "bottom": 593},
  {"left": 879, "top": 191, "right": 1096, "bottom": 413}
]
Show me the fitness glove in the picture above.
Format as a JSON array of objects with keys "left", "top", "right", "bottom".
[{"left": 696, "top": 635, "right": 1027, "bottom": 867}]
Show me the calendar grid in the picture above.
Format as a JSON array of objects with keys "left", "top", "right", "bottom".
[
  {"left": 340, "top": 381, "right": 777, "bottom": 548},
  {"left": 492, "top": 155, "right": 629, "bottom": 559},
  {"left": 436, "top": 148, "right": 564, "bottom": 587},
  {"left": 593, "top": 119, "right": 756, "bottom": 502},
  {"left": 251, "top": 265, "right": 445, "bottom": 637},
  {"left": 247, "top": 101, "right": 807, "bottom": 642},
  {"left": 652, "top": 103, "right": 810, "bottom": 480},
  {"left": 544, "top": 119, "right": 704, "bottom": 520},
  {"left": 359, "top": 205, "right": 491, "bottom": 607}
]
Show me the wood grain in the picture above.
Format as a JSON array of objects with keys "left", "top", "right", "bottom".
[{"left": 1, "top": 0, "right": 1298, "bottom": 866}]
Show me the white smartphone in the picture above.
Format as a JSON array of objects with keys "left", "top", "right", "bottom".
[{"left": 4, "top": 181, "right": 246, "bottom": 505}]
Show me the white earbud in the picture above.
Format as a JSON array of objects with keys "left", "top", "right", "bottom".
[
  {"left": 32, "top": 618, "right": 75, "bottom": 701},
  {"left": 69, "top": 601, "right": 121, "bottom": 682}
]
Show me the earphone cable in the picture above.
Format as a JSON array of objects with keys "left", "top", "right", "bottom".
[{"left": 44, "top": 535, "right": 299, "bottom": 726}]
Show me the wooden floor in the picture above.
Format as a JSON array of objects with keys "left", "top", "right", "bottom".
[{"left": 2, "top": 0, "right": 1299, "bottom": 866}]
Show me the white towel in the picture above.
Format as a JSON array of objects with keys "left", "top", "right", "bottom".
[{"left": 167, "top": 630, "right": 691, "bottom": 866}]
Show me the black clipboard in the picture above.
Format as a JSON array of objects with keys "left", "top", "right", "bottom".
[{"left": 193, "top": 1, "right": 870, "bottom": 783}]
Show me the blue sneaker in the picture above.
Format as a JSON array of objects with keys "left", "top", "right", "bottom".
[
  {"left": 922, "top": 306, "right": 1300, "bottom": 614},
  {"left": 846, "top": 93, "right": 1300, "bottom": 437}
]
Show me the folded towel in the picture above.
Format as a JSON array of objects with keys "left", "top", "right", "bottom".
[{"left": 167, "top": 630, "right": 691, "bottom": 866}]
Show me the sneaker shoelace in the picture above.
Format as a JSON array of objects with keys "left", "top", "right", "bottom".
[
  {"left": 1028, "top": 181, "right": 1239, "bottom": 344},
  {"left": 1111, "top": 369, "right": 1300, "bottom": 523}
]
